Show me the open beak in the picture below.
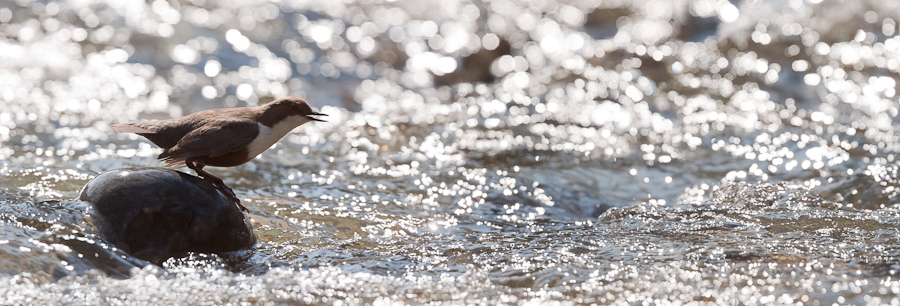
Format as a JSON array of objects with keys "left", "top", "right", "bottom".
[{"left": 307, "top": 112, "right": 328, "bottom": 122}]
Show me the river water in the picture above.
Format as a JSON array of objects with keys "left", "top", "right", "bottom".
[{"left": 2, "top": 0, "right": 900, "bottom": 304}]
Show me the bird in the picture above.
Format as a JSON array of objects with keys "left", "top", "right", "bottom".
[{"left": 111, "top": 97, "right": 327, "bottom": 212}]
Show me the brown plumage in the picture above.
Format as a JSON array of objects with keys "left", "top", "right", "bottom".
[{"left": 111, "top": 97, "right": 327, "bottom": 211}]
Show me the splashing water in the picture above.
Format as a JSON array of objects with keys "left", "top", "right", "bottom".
[{"left": 3, "top": 0, "right": 900, "bottom": 304}]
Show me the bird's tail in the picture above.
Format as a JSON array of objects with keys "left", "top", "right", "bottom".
[
  {"left": 161, "top": 156, "right": 187, "bottom": 169},
  {"left": 111, "top": 123, "right": 158, "bottom": 133}
]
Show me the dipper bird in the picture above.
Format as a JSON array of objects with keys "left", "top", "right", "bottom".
[{"left": 111, "top": 97, "right": 327, "bottom": 211}]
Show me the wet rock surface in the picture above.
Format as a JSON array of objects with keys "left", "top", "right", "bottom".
[{"left": 79, "top": 168, "right": 255, "bottom": 263}]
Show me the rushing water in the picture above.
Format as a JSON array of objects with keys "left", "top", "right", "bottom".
[{"left": 3, "top": 0, "right": 900, "bottom": 304}]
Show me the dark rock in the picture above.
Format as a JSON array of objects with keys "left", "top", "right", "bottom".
[{"left": 79, "top": 167, "right": 255, "bottom": 263}]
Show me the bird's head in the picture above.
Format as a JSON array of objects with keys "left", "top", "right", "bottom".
[
  {"left": 278, "top": 97, "right": 327, "bottom": 122},
  {"left": 259, "top": 97, "right": 328, "bottom": 128}
]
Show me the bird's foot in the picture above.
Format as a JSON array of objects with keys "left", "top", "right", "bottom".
[
  {"left": 185, "top": 160, "right": 249, "bottom": 212},
  {"left": 221, "top": 184, "right": 249, "bottom": 213},
  {"left": 206, "top": 179, "right": 248, "bottom": 212},
  {"left": 221, "top": 185, "right": 249, "bottom": 213}
]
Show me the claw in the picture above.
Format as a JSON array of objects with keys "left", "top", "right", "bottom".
[
  {"left": 186, "top": 158, "right": 249, "bottom": 213},
  {"left": 213, "top": 180, "right": 248, "bottom": 212}
]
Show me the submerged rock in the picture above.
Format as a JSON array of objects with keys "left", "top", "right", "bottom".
[{"left": 79, "top": 167, "right": 255, "bottom": 263}]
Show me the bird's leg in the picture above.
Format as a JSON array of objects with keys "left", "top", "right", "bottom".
[{"left": 185, "top": 158, "right": 248, "bottom": 212}]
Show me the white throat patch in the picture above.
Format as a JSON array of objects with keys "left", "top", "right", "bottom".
[{"left": 245, "top": 116, "right": 311, "bottom": 159}]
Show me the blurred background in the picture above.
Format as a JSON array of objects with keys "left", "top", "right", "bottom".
[{"left": 3, "top": 0, "right": 900, "bottom": 304}]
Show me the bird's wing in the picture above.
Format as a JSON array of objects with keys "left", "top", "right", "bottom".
[{"left": 160, "top": 118, "right": 260, "bottom": 160}]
